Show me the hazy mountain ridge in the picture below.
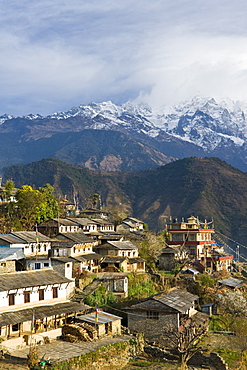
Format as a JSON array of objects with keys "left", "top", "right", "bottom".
[{"left": 4, "top": 156, "right": 247, "bottom": 244}]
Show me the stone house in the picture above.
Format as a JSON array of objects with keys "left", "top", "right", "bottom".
[
  {"left": 94, "top": 240, "right": 145, "bottom": 272},
  {"left": 50, "top": 233, "right": 101, "bottom": 273},
  {"left": 125, "top": 288, "right": 199, "bottom": 344},
  {"left": 0, "top": 268, "right": 90, "bottom": 350},
  {"left": 52, "top": 232, "right": 98, "bottom": 257},
  {"left": 67, "top": 217, "right": 98, "bottom": 233},
  {"left": 91, "top": 218, "right": 115, "bottom": 233},
  {"left": 116, "top": 217, "right": 144, "bottom": 233},
  {"left": 98, "top": 273, "right": 128, "bottom": 298},
  {"left": 77, "top": 310, "right": 122, "bottom": 338},
  {"left": 50, "top": 256, "right": 74, "bottom": 279},
  {"left": 157, "top": 246, "right": 181, "bottom": 271},
  {"left": 37, "top": 218, "right": 80, "bottom": 238},
  {"left": 0, "top": 248, "right": 25, "bottom": 272}
]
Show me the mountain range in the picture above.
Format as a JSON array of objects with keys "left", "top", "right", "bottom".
[
  {"left": 4, "top": 156, "right": 247, "bottom": 245},
  {"left": 2, "top": 96, "right": 247, "bottom": 171}
]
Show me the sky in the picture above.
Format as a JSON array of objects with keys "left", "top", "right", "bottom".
[{"left": 1, "top": 0, "right": 247, "bottom": 116}]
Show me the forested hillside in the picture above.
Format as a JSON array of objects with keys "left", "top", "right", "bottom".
[{"left": 4, "top": 157, "right": 247, "bottom": 243}]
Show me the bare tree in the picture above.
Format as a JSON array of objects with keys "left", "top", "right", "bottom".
[{"left": 162, "top": 317, "right": 207, "bottom": 370}]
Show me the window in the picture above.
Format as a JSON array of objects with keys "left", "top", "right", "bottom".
[
  {"left": 12, "top": 323, "right": 20, "bottom": 332},
  {"left": 38, "top": 289, "right": 44, "bottom": 301},
  {"left": 0, "top": 262, "right": 6, "bottom": 267},
  {"left": 146, "top": 311, "right": 159, "bottom": 320},
  {"left": 52, "top": 287, "right": 58, "bottom": 299},
  {"left": 66, "top": 263, "right": 70, "bottom": 268},
  {"left": 35, "top": 263, "right": 41, "bottom": 269},
  {"left": 44, "top": 263, "right": 49, "bottom": 267},
  {"left": 8, "top": 293, "right": 15, "bottom": 306},
  {"left": 24, "top": 291, "right": 30, "bottom": 303}
]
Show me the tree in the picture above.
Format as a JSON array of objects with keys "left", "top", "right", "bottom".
[
  {"left": 37, "top": 184, "right": 59, "bottom": 222},
  {"left": 90, "top": 193, "right": 100, "bottom": 208},
  {"left": 163, "top": 316, "right": 208, "bottom": 370},
  {"left": 4, "top": 180, "right": 15, "bottom": 201},
  {"left": 231, "top": 318, "right": 247, "bottom": 369},
  {"left": 218, "top": 291, "right": 247, "bottom": 330},
  {"left": 15, "top": 184, "right": 59, "bottom": 230}
]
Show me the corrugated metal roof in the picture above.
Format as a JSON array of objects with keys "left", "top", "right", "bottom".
[
  {"left": 0, "top": 269, "right": 72, "bottom": 291},
  {"left": 77, "top": 311, "right": 122, "bottom": 325},
  {"left": 0, "top": 248, "right": 25, "bottom": 261},
  {"left": 0, "top": 301, "right": 90, "bottom": 326},
  {"left": 218, "top": 278, "right": 243, "bottom": 288}
]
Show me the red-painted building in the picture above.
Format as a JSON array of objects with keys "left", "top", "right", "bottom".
[{"left": 166, "top": 216, "right": 233, "bottom": 272}]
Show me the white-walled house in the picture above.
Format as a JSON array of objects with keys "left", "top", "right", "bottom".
[
  {"left": 94, "top": 241, "right": 145, "bottom": 272},
  {"left": 50, "top": 233, "right": 101, "bottom": 273},
  {"left": 0, "top": 231, "right": 53, "bottom": 257},
  {"left": 38, "top": 218, "right": 80, "bottom": 238},
  {"left": 0, "top": 268, "right": 90, "bottom": 350},
  {"left": 51, "top": 232, "right": 98, "bottom": 257}
]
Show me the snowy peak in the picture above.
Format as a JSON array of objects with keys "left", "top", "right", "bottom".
[{"left": 2, "top": 96, "right": 247, "bottom": 170}]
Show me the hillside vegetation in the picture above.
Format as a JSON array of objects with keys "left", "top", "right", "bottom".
[{"left": 3, "top": 156, "right": 247, "bottom": 243}]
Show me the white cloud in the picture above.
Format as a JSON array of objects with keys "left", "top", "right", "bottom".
[{"left": 1, "top": 0, "right": 247, "bottom": 115}]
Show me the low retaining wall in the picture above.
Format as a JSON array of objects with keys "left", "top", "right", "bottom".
[{"left": 51, "top": 340, "right": 139, "bottom": 370}]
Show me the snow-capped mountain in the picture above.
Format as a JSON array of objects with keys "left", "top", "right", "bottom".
[{"left": 1, "top": 96, "right": 247, "bottom": 171}]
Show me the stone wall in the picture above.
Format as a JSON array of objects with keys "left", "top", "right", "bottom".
[
  {"left": 128, "top": 310, "right": 178, "bottom": 344},
  {"left": 0, "top": 260, "right": 15, "bottom": 273},
  {"left": 51, "top": 340, "right": 139, "bottom": 370}
]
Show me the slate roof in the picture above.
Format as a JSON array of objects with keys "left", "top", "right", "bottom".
[
  {"left": 0, "top": 301, "right": 90, "bottom": 326},
  {"left": 128, "top": 257, "right": 145, "bottom": 264},
  {"left": 126, "top": 289, "right": 198, "bottom": 314},
  {"left": 66, "top": 218, "right": 97, "bottom": 226},
  {"left": 51, "top": 256, "right": 75, "bottom": 263},
  {"left": 0, "top": 248, "right": 25, "bottom": 261},
  {"left": 92, "top": 219, "right": 114, "bottom": 226},
  {"left": 52, "top": 218, "right": 79, "bottom": 226},
  {"left": 97, "top": 240, "right": 138, "bottom": 250},
  {"left": 10, "top": 231, "right": 53, "bottom": 243},
  {"left": 124, "top": 217, "right": 144, "bottom": 223},
  {"left": 102, "top": 256, "right": 127, "bottom": 263},
  {"left": 55, "top": 233, "right": 93, "bottom": 244},
  {"left": 159, "top": 246, "right": 180, "bottom": 254},
  {"left": 152, "top": 289, "right": 198, "bottom": 312},
  {"left": 0, "top": 269, "right": 72, "bottom": 291},
  {"left": 73, "top": 253, "right": 102, "bottom": 261}
]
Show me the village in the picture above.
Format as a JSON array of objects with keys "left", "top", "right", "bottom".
[{"left": 0, "top": 195, "right": 246, "bottom": 370}]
